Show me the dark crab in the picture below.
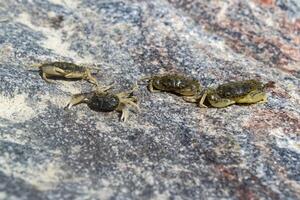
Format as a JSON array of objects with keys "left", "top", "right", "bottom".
[
  {"left": 65, "top": 84, "right": 140, "bottom": 122},
  {"left": 33, "top": 62, "right": 99, "bottom": 85},
  {"left": 142, "top": 74, "right": 206, "bottom": 106}
]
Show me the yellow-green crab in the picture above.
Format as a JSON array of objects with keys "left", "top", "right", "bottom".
[
  {"left": 32, "top": 62, "right": 99, "bottom": 85},
  {"left": 185, "top": 79, "right": 268, "bottom": 108}
]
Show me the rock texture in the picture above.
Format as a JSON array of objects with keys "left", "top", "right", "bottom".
[{"left": 0, "top": 0, "right": 299, "bottom": 199}]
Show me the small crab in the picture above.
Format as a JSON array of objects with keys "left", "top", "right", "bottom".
[
  {"left": 142, "top": 74, "right": 206, "bottom": 106},
  {"left": 192, "top": 79, "right": 268, "bottom": 108},
  {"left": 65, "top": 84, "right": 140, "bottom": 122},
  {"left": 32, "top": 62, "right": 99, "bottom": 85}
]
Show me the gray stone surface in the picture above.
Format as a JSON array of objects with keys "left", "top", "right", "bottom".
[{"left": 0, "top": 0, "right": 300, "bottom": 199}]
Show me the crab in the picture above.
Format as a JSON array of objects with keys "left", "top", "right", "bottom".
[
  {"left": 187, "top": 79, "right": 268, "bottom": 108},
  {"left": 142, "top": 74, "right": 207, "bottom": 106},
  {"left": 32, "top": 62, "right": 99, "bottom": 85},
  {"left": 65, "top": 84, "right": 140, "bottom": 122}
]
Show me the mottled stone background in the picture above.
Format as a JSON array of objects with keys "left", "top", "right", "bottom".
[{"left": 0, "top": 0, "right": 299, "bottom": 199}]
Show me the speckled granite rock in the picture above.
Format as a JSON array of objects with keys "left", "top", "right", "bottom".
[{"left": 0, "top": 0, "right": 299, "bottom": 199}]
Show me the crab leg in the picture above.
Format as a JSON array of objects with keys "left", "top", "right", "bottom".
[
  {"left": 122, "top": 99, "right": 140, "bottom": 112},
  {"left": 198, "top": 90, "right": 208, "bottom": 108},
  {"left": 65, "top": 93, "right": 91, "bottom": 109},
  {"left": 42, "top": 72, "right": 55, "bottom": 83},
  {"left": 120, "top": 107, "right": 130, "bottom": 122}
]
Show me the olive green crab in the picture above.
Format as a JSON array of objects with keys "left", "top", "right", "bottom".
[
  {"left": 32, "top": 62, "right": 99, "bottom": 85},
  {"left": 142, "top": 74, "right": 207, "bottom": 107},
  {"left": 185, "top": 79, "right": 268, "bottom": 108},
  {"left": 65, "top": 84, "right": 140, "bottom": 122}
]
